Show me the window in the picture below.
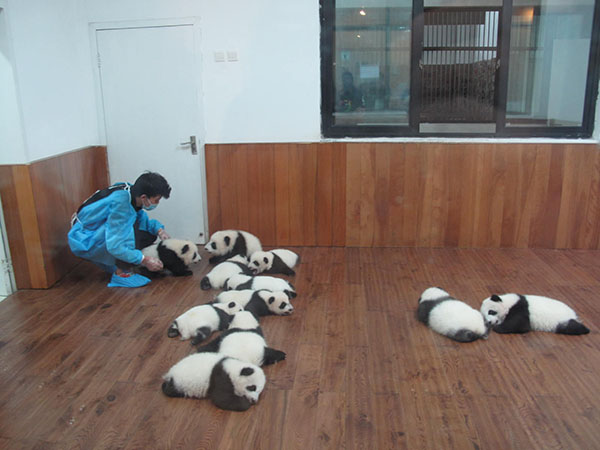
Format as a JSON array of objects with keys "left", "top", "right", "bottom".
[{"left": 320, "top": 0, "right": 600, "bottom": 138}]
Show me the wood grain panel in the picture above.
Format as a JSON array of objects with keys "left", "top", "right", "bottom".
[
  {"left": 205, "top": 142, "right": 600, "bottom": 249},
  {"left": 0, "top": 146, "right": 108, "bottom": 289}
]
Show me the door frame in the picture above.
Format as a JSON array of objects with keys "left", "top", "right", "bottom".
[{"left": 88, "top": 18, "right": 209, "bottom": 243}]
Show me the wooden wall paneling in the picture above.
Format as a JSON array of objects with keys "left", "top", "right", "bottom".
[
  {"left": 30, "top": 156, "right": 75, "bottom": 287},
  {"left": 387, "top": 143, "right": 405, "bottom": 247},
  {"left": 443, "top": 145, "right": 466, "bottom": 247},
  {"left": 471, "top": 144, "right": 495, "bottom": 248},
  {"left": 204, "top": 145, "right": 221, "bottom": 235},
  {"left": 511, "top": 144, "right": 538, "bottom": 248},
  {"left": 0, "top": 166, "right": 34, "bottom": 288},
  {"left": 583, "top": 146, "right": 600, "bottom": 249},
  {"left": 428, "top": 143, "right": 449, "bottom": 247},
  {"left": 456, "top": 145, "right": 478, "bottom": 248},
  {"left": 345, "top": 144, "right": 362, "bottom": 246},
  {"left": 216, "top": 145, "right": 239, "bottom": 229},
  {"left": 405, "top": 143, "right": 429, "bottom": 247},
  {"left": 257, "top": 144, "right": 276, "bottom": 246},
  {"left": 359, "top": 143, "right": 376, "bottom": 247},
  {"left": 316, "top": 143, "right": 333, "bottom": 246},
  {"left": 373, "top": 144, "right": 391, "bottom": 247},
  {"left": 524, "top": 145, "right": 552, "bottom": 248},
  {"left": 274, "top": 144, "right": 291, "bottom": 246},
  {"left": 331, "top": 143, "right": 347, "bottom": 246},
  {"left": 288, "top": 144, "right": 305, "bottom": 246},
  {"left": 302, "top": 144, "right": 318, "bottom": 246},
  {"left": 245, "top": 144, "right": 261, "bottom": 240},
  {"left": 233, "top": 144, "right": 250, "bottom": 231}
]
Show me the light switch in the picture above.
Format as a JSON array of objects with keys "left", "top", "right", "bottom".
[
  {"left": 227, "top": 50, "right": 238, "bottom": 62},
  {"left": 214, "top": 51, "right": 225, "bottom": 62}
]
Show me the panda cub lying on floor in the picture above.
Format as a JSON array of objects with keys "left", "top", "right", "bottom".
[
  {"left": 215, "top": 289, "right": 294, "bottom": 317},
  {"left": 204, "top": 229, "right": 262, "bottom": 265},
  {"left": 162, "top": 352, "right": 266, "bottom": 411},
  {"left": 224, "top": 274, "right": 297, "bottom": 299},
  {"left": 167, "top": 301, "right": 243, "bottom": 345},
  {"left": 480, "top": 293, "right": 590, "bottom": 335},
  {"left": 200, "top": 255, "right": 253, "bottom": 290},
  {"left": 418, "top": 287, "right": 489, "bottom": 342},
  {"left": 248, "top": 249, "right": 299, "bottom": 276},
  {"left": 195, "top": 311, "right": 286, "bottom": 367},
  {"left": 141, "top": 238, "right": 201, "bottom": 276}
]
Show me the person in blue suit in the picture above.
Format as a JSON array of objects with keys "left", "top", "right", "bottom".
[{"left": 68, "top": 171, "right": 172, "bottom": 288}]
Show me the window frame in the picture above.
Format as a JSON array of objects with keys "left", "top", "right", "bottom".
[{"left": 320, "top": 0, "right": 600, "bottom": 139}]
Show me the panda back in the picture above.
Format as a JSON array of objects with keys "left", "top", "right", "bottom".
[
  {"left": 428, "top": 300, "right": 486, "bottom": 337},
  {"left": 142, "top": 244, "right": 159, "bottom": 259},
  {"left": 525, "top": 295, "right": 578, "bottom": 331},
  {"left": 216, "top": 290, "right": 255, "bottom": 308},
  {"left": 163, "top": 353, "right": 222, "bottom": 398},
  {"left": 207, "top": 262, "right": 246, "bottom": 289},
  {"left": 219, "top": 331, "right": 266, "bottom": 366},
  {"left": 175, "top": 305, "right": 220, "bottom": 340},
  {"left": 272, "top": 249, "right": 299, "bottom": 268},
  {"left": 239, "top": 231, "right": 262, "bottom": 256},
  {"left": 251, "top": 276, "right": 292, "bottom": 292}
]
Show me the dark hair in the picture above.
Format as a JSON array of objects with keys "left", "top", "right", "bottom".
[{"left": 131, "top": 172, "right": 171, "bottom": 199}]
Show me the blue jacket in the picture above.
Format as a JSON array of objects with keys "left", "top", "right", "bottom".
[{"left": 68, "top": 183, "right": 164, "bottom": 266}]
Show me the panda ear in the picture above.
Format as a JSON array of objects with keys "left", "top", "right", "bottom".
[
  {"left": 224, "top": 236, "right": 231, "bottom": 246},
  {"left": 263, "top": 257, "right": 268, "bottom": 264},
  {"left": 228, "top": 302, "right": 236, "bottom": 308},
  {"left": 268, "top": 297, "right": 275, "bottom": 304},
  {"left": 181, "top": 244, "right": 189, "bottom": 254},
  {"left": 490, "top": 294, "right": 502, "bottom": 302},
  {"left": 240, "top": 367, "right": 254, "bottom": 376}
]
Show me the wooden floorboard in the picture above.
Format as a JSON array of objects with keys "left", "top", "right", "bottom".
[{"left": 1, "top": 247, "right": 600, "bottom": 449}]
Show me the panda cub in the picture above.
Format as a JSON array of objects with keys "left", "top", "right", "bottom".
[
  {"left": 167, "top": 301, "right": 243, "bottom": 345},
  {"left": 481, "top": 293, "right": 590, "bottom": 335},
  {"left": 141, "top": 238, "right": 201, "bottom": 276},
  {"left": 224, "top": 274, "right": 297, "bottom": 299},
  {"left": 249, "top": 249, "right": 300, "bottom": 276},
  {"left": 200, "top": 255, "right": 253, "bottom": 290},
  {"left": 161, "top": 352, "right": 266, "bottom": 411},
  {"left": 215, "top": 289, "right": 294, "bottom": 317},
  {"left": 204, "top": 230, "right": 262, "bottom": 265},
  {"left": 418, "top": 287, "right": 489, "bottom": 342},
  {"left": 196, "top": 311, "right": 286, "bottom": 367}
]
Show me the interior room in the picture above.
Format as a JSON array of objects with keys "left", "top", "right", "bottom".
[{"left": 1, "top": 0, "right": 599, "bottom": 448}]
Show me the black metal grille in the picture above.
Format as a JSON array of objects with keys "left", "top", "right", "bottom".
[{"left": 421, "top": 8, "right": 500, "bottom": 123}]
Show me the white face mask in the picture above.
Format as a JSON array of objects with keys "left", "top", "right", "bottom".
[{"left": 142, "top": 197, "right": 158, "bottom": 211}]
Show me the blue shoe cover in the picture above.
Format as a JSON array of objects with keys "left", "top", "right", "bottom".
[{"left": 107, "top": 272, "right": 150, "bottom": 288}]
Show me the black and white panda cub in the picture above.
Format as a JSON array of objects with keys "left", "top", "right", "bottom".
[
  {"left": 196, "top": 311, "right": 286, "bottom": 367},
  {"left": 224, "top": 274, "right": 297, "bottom": 299},
  {"left": 481, "top": 293, "right": 590, "bottom": 335},
  {"left": 418, "top": 287, "right": 489, "bottom": 342},
  {"left": 204, "top": 230, "right": 262, "bottom": 265},
  {"left": 141, "top": 238, "right": 201, "bottom": 276},
  {"left": 249, "top": 249, "right": 300, "bottom": 276},
  {"left": 200, "top": 255, "right": 253, "bottom": 290},
  {"left": 216, "top": 289, "right": 294, "bottom": 317},
  {"left": 167, "top": 301, "right": 243, "bottom": 345},
  {"left": 161, "top": 352, "right": 266, "bottom": 411}
]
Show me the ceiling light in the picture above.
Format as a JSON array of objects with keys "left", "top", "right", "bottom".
[{"left": 359, "top": 9, "right": 366, "bottom": 16}]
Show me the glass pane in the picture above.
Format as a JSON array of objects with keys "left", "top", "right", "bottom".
[
  {"left": 506, "top": 0, "right": 595, "bottom": 127},
  {"left": 334, "top": 1, "right": 412, "bottom": 127}
]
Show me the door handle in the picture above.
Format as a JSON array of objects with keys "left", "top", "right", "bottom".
[{"left": 180, "top": 135, "right": 197, "bottom": 155}]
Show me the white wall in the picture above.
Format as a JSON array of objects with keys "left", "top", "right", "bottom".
[
  {"left": 0, "top": 3, "right": 27, "bottom": 164},
  {"left": 5, "top": 0, "right": 99, "bottom": 162},
  {"left": 85, "top": 0, "right": 322, "bottom": 144}
]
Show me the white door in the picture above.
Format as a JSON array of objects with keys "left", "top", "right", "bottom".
[
  {"left": 0, "top": 197, "right": 15, "bottom": 298},
  {"left": 95, "top": 22, "right": 208, "bottom": 243}
]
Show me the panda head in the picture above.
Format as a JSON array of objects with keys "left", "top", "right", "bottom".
[
  {"left": 228, "top": 311, "right": 260, "bottom": 330},
  {"left": 163, "top": 239, "right": 201, "bottom": 265},
  {"left": 222, "top": 358, "right": 266, "bottom": 405},
  {"left": 418, "top": 287, "right": 449, "bottom": 303},
  {"left": 213, "top": 300, "right": 244, "bottom": 316},
  {"left": 480, "top": 294, "right": 517, "bottom": 326},
  {"left": 257, "top": 290, "right": 294, "bottom": 316},
  {"left": 204, "top": 230, "right": 237, "bottom": 255},
  {"left": 249, "top": 251, "right": 273, "bottom": 274}
]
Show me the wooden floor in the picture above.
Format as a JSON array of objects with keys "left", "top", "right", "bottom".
[{"left": 1, "top": 247, "right": 599, "bottom": 449}]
